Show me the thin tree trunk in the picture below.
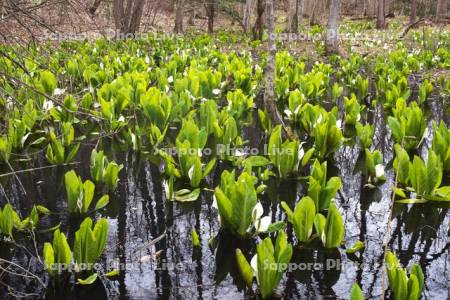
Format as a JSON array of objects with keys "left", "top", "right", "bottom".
[
  {"left": 128, "top": 0, "right": 145, "bottom": 33},
  {"left": 243, "top": 0, "right": 254, "bottom": 32},
  {"left": 89, "top": 0, "right": 103, "bottom": 15},
  {"left": 206, "top": 0, "right": 215, "bottom": 34},
  {"left": 253, "top": 0, "right": 265, "bottom": 40},
  {"left": 264, "top": 0, "right": 284, "bottom": 128},
  {"left": 325, "top": 0, "right": 340, "bottom": 54},
  {"left": 309, "top": 0, "right": 318, "bottom": 25},
  {"left": 174, "top": 0, "right": 184, "bottom": 33},
  {"left": 113, "top": 0, "right": 125, "bottom": 33},
  {"left": 376, "top": 0, "right": 385, "bottom": 29},
  {"left": 113, "top": 0, "right": 146, "bottom": 35},
  {"left": 288, "top": 0, "right": 302, "bottom": 32},
  {"left": 187, "top": 8, "right": 194, "bottom": 25},
  {"left": 410, "top": 0, "right": 417, "bottom": 24},
  {"left": 298, "top": 0, "right": 304, "bottom": 29},
  {"left": 436, "top": 0, "right": 447, "bottom": 22},
  {"left": 287, "top": 0, "right": 293, "bottom": 31}
]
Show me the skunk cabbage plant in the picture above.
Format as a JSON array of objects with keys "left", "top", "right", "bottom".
[
  {"left": 213, "top": 170, "right": 272, "bottom": 237},
  {"left": 90, "top": 149, "right": 123, "bottom": 190},
  {"left": 385, "top": 251, "right": 424, "bottom": 300},
  {"left": 307, "top": 160, "right": 342, "bottom": 212},
  {"left": 65, "top": 170, "right": 110, "bottom": 213},
  {"left": 236, "top": 230, "right": 293, "bottom": 299}
]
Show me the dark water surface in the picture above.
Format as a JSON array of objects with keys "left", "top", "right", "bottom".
[{"left": 0, "top": 96, "right": 449, "bottom": 299}]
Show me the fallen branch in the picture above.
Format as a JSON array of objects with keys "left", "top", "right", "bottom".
[
  {"left": 0, "top": 162, "right": 80, "bottom": 178},
  {"left": 399, "top": 18, "right": 431, "bottom": 39}
]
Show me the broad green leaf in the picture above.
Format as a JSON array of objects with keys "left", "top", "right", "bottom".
[
  {"left": 93, "top": 218, "right": 108, "bottom": 258},
  {"left": 174, "top": 188, "right": 201, "bottom": 202},
  {"left": 280, "top": 201, "right": 294, "bottom": 222},
  {"left": 291, "top": 197, "right": 316, "bottom": 242},
  {"left": 314, "top": 213, "right": 326, "bottom": 242},
  {"left": 82, "top": 180, "right": 96, "bottom": 213},
  {"left": 191, "top": 229, "right": 200, "bottom": 247},
  {"left": 346, "top": 240, "right": 365, "bottom": 254},
  {"left": 77, "top": 273, "right": 98, "bottom": 285},
  {"left": 350, "top": 283, "right": 364, "bottom": 300},
  {"left": 105, "top": 269, "right": 120, "bottom": 277},
  {"left": 235, "top": 249, "right": 254, "bottom": 288},
  {"left": 95, "top": 195, "right": 110, "bottom": 210},
  {"left": 323, "top": 203, "right": 344, "bottom": 248},
  {"left": 43, "top": 243, "right": 55, "bottom": 275}
]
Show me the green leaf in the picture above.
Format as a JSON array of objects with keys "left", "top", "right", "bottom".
[
  {"left": 174, "top": 188, "right": 201, "bottom": 202},
  {"left": 410, "top": 264, "right": 424, "bottom": 293},
  {"left": 323, "top": 202, "right": 344, "bottom": 248},
  {"left": 93, "top": 218, "right": 109, "bottom": 258},
  {"left": 242, "top": 156, "right": 270, "bottom": 168},
  {"left": 255, "top": 230, "right": 292, "bottom": 299},
  {"left": 301, "top": 148, "right": 315, "bottom": 167},
  {"left": 388, "top": 117, "right": 403, "bottom": 144},
  {"left": 235, "top": 249, "right": 254, "bottom": 288},
  {"left": 409, "top": 156, "right": 426, "bottom": 196},
  {"left": 425, "top": 151, "right": 442, "bottom": 195},
  {"left": 346, "top": 240, "right": 365, "bottom": 254},
  {"left": 0, "top": 204, "right": 15, "bottom": 236},
  {"left": 43, "top": 243, "right": 55, "bottom": 275},
  {"left": 280, "top": 201, "right": 294, "bottom": 222},
  {"left": 105, "top": 269, "right": 120, "bottom": 277},
  {"left": 433, "top": 186, "right": 450, "bottom": 201},
  {"left": 65, "top": 170, "right": 82, "bottom": 213},
  {"left": 350, "top": 283, "right": 364, "bottom": 300},
  {"left": 386, "top": 251, "right": 408, "bottom": 300},
  {"left": 53, "top": 229, "right": 72, "bottom": 266},
  {"left": 104, "top": 162, "right": 122, "bottom": 190},
  {"left": 82, "top": 180, "right": 96, "bottom": 213},
  {"left": 407, "top": 274, "right": 420, "bottom": 300},
  {"left": 313, "top": 213, "right": 326, "bottom": 242},
  {"left": 95, "top": 195, "right": 110, "bottom": 210},
  {"left": 395, "top": 199, "right": 428, "bottom": 204},
  {"left": 191, "top": 229, "right": 200, "bottom": 247},
  {"left": 394, "top": 145, "right": 410, "bottom": 184},
  {"left": 77, "top": 273, "right": 98, "bottom": 285},
  {"left": 39, "top": 70, "right": 57, "bottom": 95},
  {"left": 291, "top": 197, "right": 316, "bottom": 242},
  {"left": 36, "top": 205, "right": 50, "bottom": 214},
  {"left": 266, "top": 221, "right": 285, "bottom": 233},
  {"left": 203, "top": 158, "right": 216, "bottom": 178}
]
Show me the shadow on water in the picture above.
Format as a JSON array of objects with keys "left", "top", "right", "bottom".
[{"left": 0, "top": 94, "right": 449, "bottom": 299}]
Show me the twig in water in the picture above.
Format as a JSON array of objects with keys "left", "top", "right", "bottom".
[{"left": 0, "top": 162, "right": 80, "bottom": 178}]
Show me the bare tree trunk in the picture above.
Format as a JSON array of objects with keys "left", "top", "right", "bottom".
[
  {"left": 187, "top": 8, "right": 194, "bottom": 25},
  {"left": 325, "top": 0, "right": 340, "bottom": 54},
  {"left": 410, "top": 0, "right": 417, "bottom": 24},
  {"left": 288, "top": 0, "right": 302, "bottom": 32},
  {"left": 436, "top": 0, "right": 448, "bottom": 22},
  {"left": 174, "top": 0, "right": 184, "bottom": 33},
  {"left": 253, "top": 0, "right": 265, "bottom": 40},
  {"left": 264, "top": 0, "right": 284, "bottom": 128},
  {"left": 113, "top": 0, "right": 124, "bottom": 32},
  {"left": 1, "top": 0, "right": 6, "bottom": 18},
  {"left": 243, "top": 0, "right": 254, "bottom": 32},
  {"left": 309, "top": 0, "right": 318, "bottom": 25},
  {"left": 298, "top": 0, "right": 304, "bottom": 29},
  {"left": 113, "top": 0, "right": 146, "bottom": 34},
  {"left": 89, "top": 0, "right": 103, "bottom": 15},
  {"left": 128, "top": 0, "right": 145, "bottom": 33},
  {"left": 206, "top": 0, "right": 215, "bottom": 34},
  {"left": 376, "top": 0, "right": 385, "bottom": 29}
]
